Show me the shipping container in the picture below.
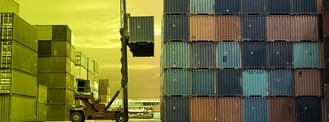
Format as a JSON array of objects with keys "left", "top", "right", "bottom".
[
  {"left": 75, "top": 66, "right": 88, "bottom": 80},
  {"left": 34, "top": 25, "right": 52, "bottom": 40},
  {"left": 243, "top": 97, "right": 268, "bottom": 122},
  {"left": 162, "top": 96, "right": 190, "bottom": 122},
  {"left": 163, "top": 0, "right": 189, "bottom": 14},
  {"left": 325, "top": 0, "right": 329, "bottom": 10},
  {"left": 243, "top": 70, "right": 267, "bottom": 96},
  {"left": 268, "top": 69, "right": 294, "bottom": 96},
  {"left": 38, "top": 40, "right": 52, "bottom": 57},
  {"left": 192, "top": 69, "right": 215, "bottom": 96},
  {"left": 37, "top": 102, "right": 48, "bottom": 121},
  {"left": 217, "top": 42, "right": 241, "bottom": 68},
  {"left": 266, "top": 16, "right": 291, "bottom": 41},
  {"left": 38, "top": 72, "right": 75, "bottom": 90},
  {"left": 129, "top": 16, "right": 154, "bottom": 43},
  {"left": 52, "top": 25, "right": 71, "bottom": 42},
  {"left": 99, "top": 79, "right": 110, "bottom": 87},
  {"left": 190, "top": 0, "right": 215, "bottom": 14},
  {"left": 291, "top": 15, "right": 319, "bottom": 41},
  {"left": 217, "top": 69, "right": 241, "bottom": 96},
  {"left": 217, "top": 97, "right": 243, "bottom": 122},
  {"left": 267, "top": 0, "right": 291, "bottom": 14},
  {"left": 190, "top": 97, "right": 216, "bottom": 122},
  {"left": 164, "top": 69, "right": 189, "bottom": 96},
  {"left": 48, "top": 88, "right": 74, "bottom": 104},
  {"left": 10, "top": 69, "right": 37, "bottom": 96},
  {"left": 296, "top": 97, "right": 322, "bottom": 122},
  {"left": 215, "top": 16, "right": 241, "bottom": 41},
  {"left": 52, "top": 40, "right": 75, "bottom": 60},
  {"left": 267, "top": 42, "right": 293, "bottom": 68},
  {"left": 325, "top": 85, "right": 329, "bottom": 122},
  {"left": 268, "top": 97, "right": 295, "bottom": 122},
  {"left": 325, "top": 39, "right": 329, "bottom": 67},
  {"left": 293, "top": 42, "right": 320, "bottom": 68},
  {"left": 38, "top": 57, "right": 75, "bottom": 75},
  {"left": 295, "top": 70, "right": 322, "bottom": 96},
  {"left": 215, "top": 0, "right": 240, "bottom": 14},
  {"left": 323, "top": 11, "right": 329, "bottom": 38},
  {"left": 48, "top": 104, "right": 71, "bottom": 121},
  {"left": 318, "top": 0, "right": 323, "bottom": 14},
  {"left": 0, "top": 0, "right": 19, "bottom": 14},
  {"left": 163, "top": 15, "right": 189, "bottom": 41},
  {"left": 292, "top": 0, "right": 317, "bottom": 14},
  {"left": 241, "top": 0, "right": 266, "bottom": 14},
  {"left": 0, "top": 95, "right": 36, "bottom": 122},
  {"left": 242, "top": 42, "right": 266, "bottom": 68},
  {"left": 191, "top": 42, "right": 216, "bottom": 68},
  {"left": 189, "top": 15, "right": 216, "bottom": 41},
  {"left": 38, "top": 84, "right": 47, "bottom": 103},
  {"left": 242, "top": 15, "right": 266, "bottom": 41}
]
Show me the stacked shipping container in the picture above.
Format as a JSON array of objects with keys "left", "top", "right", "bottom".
[
  {"left": 161, "top": 0, "right": 326, "bottom": 121},
  {"left": 323, "top": 1, "right": 329, "bottom": 121},
  {"left": 99, "top": 79, "right": 110, "bottom": 104}
]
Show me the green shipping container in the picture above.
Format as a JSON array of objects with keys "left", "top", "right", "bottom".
[
  {"left": 293, "top": 42, "right": 320, "bottom": 68},
  {"left": 75, "top": 51, "right": 89, "bottom": 69},
  {"left": 37, "top": 72, "right": 75, "bottom": 90},
  {"left": 48, "top": 104, "right": 71, "bottom": 121}
]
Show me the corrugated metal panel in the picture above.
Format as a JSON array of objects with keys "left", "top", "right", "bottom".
[
  {"left": 243, "top": 70, "right": 267, "bottom": 96},
  {"left": 0, "top": 0, "right": 19, "bottom": 14},
  {"left": 75, "top": 66, "right": 88, "bottom": 80},
  {"left": 243, "top": 97, "right": 268, "bottom": 122},
  {"left": 129, "top": 16, "right": 154, "bottom": 43},
  {"left": 48, "top": 88, "right": 74, "bottom": 104},
  {"left": 267, "top": 0, "right": 291, "bottom": 14},
  {"left": 325, "top": 69, "right": 329, "bottom": 84},
  {"left": 241, "top": 0, "right": 266, "bottom": 14},
  {"left": 48, "top": 104, "right": 71, "bottom": 121},
  {"left": 38, "top": 72, "right": 75, "bottom": 90},
  {"left": 293, "top": 42, "right": 320, "bottom": 68},
  {"left": 190, "top": 0, "right": 215, "bottom": 14},
  {"left": 52, "top": 25, "right": 71, "bottom": 42},
  {"left": 268, "top": 97, "right": 295, "bottom": 122},
  {"left": 216, "top": 16, "right": 241, "bottom": 41},
  {"left": 10, "top": 95, "right": 36, "bottom": 122},
  {"left": 38, "top": 57, "right": 75, "bottom": 75},
  {"left": 190, "top": 97, "right": 216, "bottom": 122},
  {"left": 38, "top": 84, "right": 47, "bottom": 103},
  {"left": 164, "top": 69, "right": 189, "bottom": 96},
  {"left": 0, "top": 95, "right": 10, "bottom": 122},
  {"left": 325, "top": 0, "right": 329, "bottom": 10},
  {"left": 242, "top": 42, "right": 266, "bottom": 68},
  {"left": 189, "top": 15, "right": 216, "bottom": 41},
  {"left": 38, "top": 40, "right": 52, "bottom": 57},
  {"left": 37, "top": 102, "right": 48, "bottom": 121},
  {"left": 191, "top": 42, "right": 216, "bottom": 68},
  {"left": 268, "top": 42, "right": 293, "bottom": 68},
  {"left": 292, "top": 0, "right": 317, "bottom": 14},
  {"left": 217, "top": 42, "right": 241, "bottom": 68},
  {"left": 323, "top": 11, "right": 329, "bottom": 38},
  {"left": 318, "top": 0, "right": 323, "bottom": 14},
  {"left": 291, "top": 15, "right": 319, "bottom": 41},
  {"left": 268, "top": 69, "right": 294, "bottom": 96},
  {"left": 217, "top": 97, "right": 243, "bottom": 122},
  {"left": 295, "top": 70, "right": 322, "bottom": 96},
  {"left": 215, "top": 0, "right": 240, "bottom": 14},
  {"left": 325, "top": 85, "right": 329, "bottom": 122},
  {"left": 325, "top": 40, "right": 329, "bottom": 66},
  {"left": 0, "top": 69, "right": 11, "bottom": 94},
  {"left": 266, "top": 16, "right": 291, "bottom": 41},
  {"left": 242, "top": 15, "right": 266, "bottom": 41},
  {"left": 34, "top": 25, "right": 52, "bottom": 40},
  {"left": 164, "top": 0, "right": 189, "bottom": 14},
  {"left": 75, "top": 51, "right": 89, "bottom": 68},
  {"left": 163, "top": 96, "right": 190, "bottom": 122},
  {"left": 192, "top": 69, "right": 215, "bottom": 96},
  {"left": 52, "top": 41, "right": 75, "bottom": 60},
  {"left": 296, "top": 97, "right": 322, "bottom": 122},
  {"left": 11, "top": 69, "right": 37, "bottom": 97},
  {"left": 218, "top": 69, "right": 241, "bottom": 96},
  {"left": 12, "top": 41, "right": 38, "bottom": 74},
  {"left": 163, "top": 15, "right": 189, "bottom": 41}
]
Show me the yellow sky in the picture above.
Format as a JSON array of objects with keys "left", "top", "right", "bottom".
[{"left": 15, "top": 0, "right": 163, "bottom": 100}]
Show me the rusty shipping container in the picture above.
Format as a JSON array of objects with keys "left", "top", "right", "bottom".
[
  {"left": 323, "top": 11, "right": 329, "bottom": 38},
  {"left": 291, "top": 15, "right": 319, "bottom": 41},
  {"left": 190, "top": 97, "right": 216, "bottom": 122},
  {"left": 268, "top": 97, "right": 295, "bottom": 122},
  {"left": 190, "top": 15, "right": 216, "bottom": 41},
  {"left": 215, "top": 15, "right": 241, "bottom": 41},
  {"left": 266, "top": 15, "right": 291, "bottom": 41},
  {"left": 295, "top": 70, "right": 322, "bottom": 96},
  {"left": 217, "top": 97, "right": 243, "bottom": 122}
]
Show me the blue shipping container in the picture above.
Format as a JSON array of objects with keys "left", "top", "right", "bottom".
[
  {"left": 267, "top": 0, "right": 291, "bottom": 14},
  {"left": 217, "top": 42, "right": 241, "bottom": 68},
  {"left": 268, "top": 69, "right": 294, "bottom": 96},
  {"left": 164, "top": 0, "right": 189, "bottom": 14},
  {"left": 191, "top": 42, "right": 216, "bottom": 68},
  {"left": 243, "top": 70, "right": 267, "bottom": 96},
  {"left": 296, "top": 97, "right": 322, "bottom": 122},
  {"left": 242, "top": 15, "right": 266, "bottom": 41},
  {"left": 163, "top": 96, "right": 190, "bottom": 122},
  {"left": 268, "top": 42, "right": 293, "bottom": 68},
  {"left": 164, "top": 69, "right": 190, "bottom": 96},
  {"left": 292, "top": 0, "right": 317, "bottom": 14},
  {"left": 218, "top": 69, "right": 241, "bottom": 96},
  {"left": 215, "top": 0, "right": 240, "bottom": 14},
  {"left": 163, "top": 15, "right": 189, "bottom": 41},
  {"left": 293, "top": 42, "right": 320, "bottom": 68},
  {"left": 164, "top": 42, "right": 190, "bottom": 68},
  {"left": 190, "top": 0, "right": 215, "bottom": 14},
  {"left": 242, "top": 42, "right": 266, "bottom": 68},
  {"left": 244, "top": 97, "right": 268, "bottom": 122},
  {"left": 192, "top": 69, "right": 215, "bottom": 96},
  {"left": 241, "top": 0, "right": 266, "bottom": 14}
]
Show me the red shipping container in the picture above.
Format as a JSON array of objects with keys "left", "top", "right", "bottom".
[
  {"left": 190, "top": 15, "right": 216, "bottom": 41},
  {"left": 295, "top": 70, "right": 322, "bottom": 96},
  {"left": 291, "top": 15, "right": 319, "bottom": 41},
  {"left": 268, "top": 97, "right": 295, "bottom": 122},
  {"left": 217, "top": 97, "right": 243, "bottom": 122},
  {"left": 323, "top": 11, "right": 329, "bottom": 38},
  {"left": 215, "top": 15, "right": 241, "bottom": 41},
  {"left": 190, "top": 97, "right": 216, "bottom": 122},
  {"left": 267, "top": 15, "right": 291, "bottom": 41}
]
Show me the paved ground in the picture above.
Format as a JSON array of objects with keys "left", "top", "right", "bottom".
[{"left": 46, "top": 119, "right": 161, "bottom": 122}]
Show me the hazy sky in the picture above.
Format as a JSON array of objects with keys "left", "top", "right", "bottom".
[{"left": 15, "top": 0, "right": 163, "bottom": 100}]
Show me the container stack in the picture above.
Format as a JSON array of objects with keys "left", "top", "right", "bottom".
[
  {"left": 161, "top": 0, "right": 325, "bottom": 121},
  {"left": 0, "top": 12, "right": 38, "bottom": 122},
  {"left": 36, "top": 25, "right": 75, "bottom": 121},
  {"left": 75, "top": 51, "right": 88, "bottom": 81},
  {"left": 323, "top": 0, "right": 329, "bottom": 121},
  {"left": 0, "top": 0, "right": 19, "bottom": 15},
  {"left": 88, "top": 59, "right": 99, "bottom": 99},
  {"left": 99, "top": 79, "right": 110, "bottom": 104}
]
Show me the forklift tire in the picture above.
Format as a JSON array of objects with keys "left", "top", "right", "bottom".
[
  {"left": 115, "top": 112, "right": 128, "bottom": 122},
  {"left": 70, "top": 111, "right": 84, "bottom": 122}
]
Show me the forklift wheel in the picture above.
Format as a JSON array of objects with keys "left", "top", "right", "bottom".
[
  {"left": 71, "top": 111, "right": 84, "bottom": 122},
  {"left": 115, "top": 112, "right": 128, "bottom": 122}
]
